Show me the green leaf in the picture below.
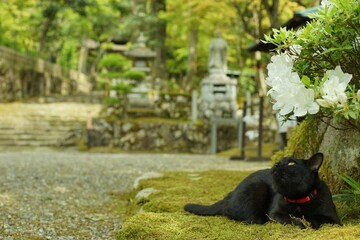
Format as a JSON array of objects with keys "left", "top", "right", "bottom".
[
  {"left": 341, "top": 175, "right": 360, "bottom": 192},
  {"left": 348, "top": 111, "right": 357, "bottom": 120},
  {"left": 301, "top": 75, "right": 311, "bottom": 87}
]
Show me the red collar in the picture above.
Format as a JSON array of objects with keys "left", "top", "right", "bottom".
[{"left": 284, "top": 189, "right": 318, "bottom": 204}]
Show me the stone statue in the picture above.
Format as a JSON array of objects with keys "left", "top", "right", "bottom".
[
  {"left": 208, "top": 33, "right": 227, "bottom": 74},
  {"left": 200, "top": 32, "right": 236, "bottom": 119}
]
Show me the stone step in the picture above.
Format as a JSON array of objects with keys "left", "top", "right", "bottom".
[
  {"left": 0, "top": 121, "right": 83, "bottom": 129},
  {"left": 0, "top": 139, "right": 59, "bottom": 146},
  {"left": 0, "top": 117, "right": 94, "bottom": 123},
  {"left": 0, "top": 129, "right": 76, "bottom": 140},
  {"left": 0, "top": 134, "right": 65, "bottom": 141},
  {"left": 0, "top": 103, "right": 101, "bottom": 116},
  {"left": 0, "top": 133, "right": 70, "bottom": 138},
  {"left": 0, "top": 132, "right": 75, "bottom": 146},
  {"left": 0, "top": 127, "right": 75, "bottom": 133},
  {"left": 0, "top": 102, "right": 101, "bottom": 147},
  {"left": 0, "top": 127, "right": 76, "bottom": 132},
  {"left": 30, "top": 94, "right": 104, "bottom": 104}
]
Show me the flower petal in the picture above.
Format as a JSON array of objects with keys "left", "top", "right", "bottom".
[
  {"left": 307, "top": 103, "right": 320, "bottom": 114},
  {"left": 294, "top": 107, "right": 307, "bottom": 117},
  {"left": 280, "top": 104, "right": 294, "bottom": 115}
]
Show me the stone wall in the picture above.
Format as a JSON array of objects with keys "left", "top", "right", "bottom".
[
  {"left": 0, "top": 46, "right": 92, "bottom": 102},
  {"left": 87, "top": 119, "right": 239, "bottom": 154},
  {"left": 155, "top": 92, "right": 192, "bottom": 119},
  {"left": 106, "top": 92, "right": 193, "bottom": 120}
]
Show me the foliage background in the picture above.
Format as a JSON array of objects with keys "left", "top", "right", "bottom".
[
  {"left": 265, "top": 0, "right": 360, "bottom": 122},
  {"left": 0, "top": 0, "right": 319, "bottom": 90}
]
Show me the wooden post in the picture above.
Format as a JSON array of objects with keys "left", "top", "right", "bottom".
[
  {"left": 230, "top": 101, "right": 247, "bottom": 160},
  {"left": 191, "top": 90, "right": 197, "bottom": 123},
  {"left": 258, "top": 96, "right": 264, "bottom": 158},
  {"left": 210, "top": 119, "right": 217, "bottom": 154}
]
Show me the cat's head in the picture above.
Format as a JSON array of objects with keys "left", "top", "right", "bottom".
[{"left": 271, "top": 153, "right": 323, "bottom": 199}]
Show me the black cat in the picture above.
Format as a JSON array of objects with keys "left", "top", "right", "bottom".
[{"left": 184, "top": 153, "right": 340, "bottom": 229}]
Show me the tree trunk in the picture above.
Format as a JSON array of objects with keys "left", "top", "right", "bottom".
[
  {"left": 318, "top": 120, "right": 360, "bottom": 191},
  {"left": 78, "top": 42, "right": 88, "bottom": 73},
  {"left": 150, "top": 0, "right": 167, "bottom": 81},
  {"left": 184, "top": 26, "right": 198, "bottom": 90},
  {"left": 38, "top": 5, "right": 58, "bottom": 57},
  {"left": 261, "top": 0, "right": 280, "bottom": 29},
  {"left": 272, "top": 118, "right": 360, "bottom": 192}
]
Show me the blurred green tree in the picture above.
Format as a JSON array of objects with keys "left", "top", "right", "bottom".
[{"left": 0, "top": 0, "right": 317, "bottom": 91}]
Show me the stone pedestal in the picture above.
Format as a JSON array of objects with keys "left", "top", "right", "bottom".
[
  {"left": 200, "top": 71, "right": 237, "bottom": 119},
  {"left": 109, "top": 78, "right": 154, "bottom": 107},
  {"left": 127, "top": 81, "right": 154, "bottom": 107}
]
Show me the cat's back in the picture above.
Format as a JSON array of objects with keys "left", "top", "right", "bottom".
[
  {"left": 234, "top": 168, "right": 272, "bottom": 191},
  {"left": 245, "top": 168, "right": 272, "bottom": 183},
  {"left": 225, "top": 168, "right": 274, "bottom": 222}
]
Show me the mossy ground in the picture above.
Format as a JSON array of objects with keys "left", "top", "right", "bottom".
[{"left": 117, "top": 170, "right": 360, "bottom": 240}]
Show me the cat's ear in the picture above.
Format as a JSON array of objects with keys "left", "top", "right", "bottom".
[{"left": 307, "top": 153, "right": 323, "bottom": 172}]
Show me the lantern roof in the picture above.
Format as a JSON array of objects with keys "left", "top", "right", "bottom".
[{"left": 125, "top": 33, "right": 156, "bottom": 59}]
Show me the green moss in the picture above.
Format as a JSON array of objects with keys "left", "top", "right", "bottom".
[
  {"left": 158, "top": 92, "right": 192, "bottom": 97},
  {"left": 118, "top": 170, "right": 360, "bottom": 240},
  {"left": 135, "top": 171, "right": 252, "bottom": 214},
  {"left": 119, "top": 213, "right": 360, "bottom": 240},
  {"left": 218, "top": 142, "right": 277, "bottom": 159},
  {"left": 126, "top": 108, "right": 159, "bottom": 114},
  {"left": 117, "top": 117, "right": 192, "bottom": 124}
]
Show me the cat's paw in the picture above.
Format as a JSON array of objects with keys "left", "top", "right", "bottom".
[{"left": 292, "top": 218, "right": 306, "bottom": 229}]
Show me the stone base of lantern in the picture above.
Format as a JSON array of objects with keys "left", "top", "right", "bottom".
[{"left": 200, "top": 72, "right": 238, "bottom": 119}]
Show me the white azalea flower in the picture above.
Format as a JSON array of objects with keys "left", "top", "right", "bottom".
[
  {"left": 273, "top": 83, "right": 319, "bottom": 117},
  {"left": 268, "top": 75, "right": 319, "bottom": 116},
  {"left": 293, "top": 88, "right": 320, "bottom": 116},
  {"left": 357, "top": 90, "right": 360, "bottom": 101},
  {"left": 266, "top": 53, "right": 293, "bottom": 86},
  {"left": 317, "top": 65, "right": 352, "bottom": 108},
  {"left": 266, "top": 53, "right": 320, "bottom": 117},
  {"left": 326, "top": 65, "right": 352, "bottom": 88}
]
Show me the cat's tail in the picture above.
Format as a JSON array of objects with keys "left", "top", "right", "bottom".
[{"left": 184, "top": 201, "right": 224, "bottom": 216}]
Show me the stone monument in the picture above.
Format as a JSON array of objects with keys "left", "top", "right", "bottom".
[
  {"left": 117, "top": 33, "right": 156, "bottom": 107},
  {"left": 200, "top": 33, "right": 237, "bottom": 119},
  {"left": 125, "top": 33, "right": 156, "bottom": 73},
  {"left": 208, "top": 34, "right": 228, "bottom": 74}
]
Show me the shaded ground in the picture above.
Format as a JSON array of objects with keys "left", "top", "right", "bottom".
[{"left": 0, "top": 148, "right": 269, "bottom": 239}]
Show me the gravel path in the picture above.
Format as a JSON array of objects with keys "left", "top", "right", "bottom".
[{"left": 0, "top": 148, "right": 269, "bottom": 239}]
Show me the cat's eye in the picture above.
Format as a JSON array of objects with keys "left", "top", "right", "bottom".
[{"left": 288, "top": 162, "right": 296, "bottom": 166}]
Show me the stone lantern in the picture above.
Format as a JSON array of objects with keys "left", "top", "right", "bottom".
[
  {"left": 124, "top": 33, "right": 156, "bottom": 73},
  {"left": 123, "top": 33, "right": 156, "bottom": 107},
  {"left": 200, "top": 34, "right": 238, "bottom": 119}
]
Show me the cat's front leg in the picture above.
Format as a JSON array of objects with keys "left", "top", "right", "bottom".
[{"left": 268, "top": 212, "right": 306, "bottom": 229}]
